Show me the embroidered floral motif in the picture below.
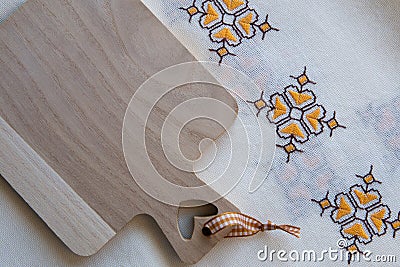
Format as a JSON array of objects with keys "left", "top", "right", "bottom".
[
  {"left": 181, "top": 0, "right": 279, "bottom": 63},
  {"left": 313, "top": 166, "right": 399, "bottom": 262},
  {"left": 248, "top": 67, "right": 346, "bottom": 162}
]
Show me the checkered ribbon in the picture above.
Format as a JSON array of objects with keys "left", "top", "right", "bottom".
[{"left": 202, "top": 212, "right": 300, "bottom": 238}]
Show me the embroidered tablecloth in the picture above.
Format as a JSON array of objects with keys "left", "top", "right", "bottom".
[{"left": 1, "top": 0, "right": 399, "bottom": 266}]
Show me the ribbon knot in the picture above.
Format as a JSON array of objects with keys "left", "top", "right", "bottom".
[
  {"left": 263, "top": 220, "right": 300, "bottom": 238},
  {"left": 202, "top": 212, "right": 300, "bottom": 238}
]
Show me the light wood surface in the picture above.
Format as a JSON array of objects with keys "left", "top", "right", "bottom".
[
  {"left": 0, "top": 116, "right": 116, "bottom": 256},
  {"left": 0, "top": 0, "right": 239, "bottom": 263}
]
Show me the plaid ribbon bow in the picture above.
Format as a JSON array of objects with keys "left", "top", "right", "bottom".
[{"left": 202, "top": 212, "right": 300, "bottom": 238}]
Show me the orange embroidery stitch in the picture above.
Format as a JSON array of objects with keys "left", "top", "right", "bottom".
[
  {"left": 276, "top": 139, "right": 304, "bottom": 162},
  {"left": 246, "top": 91, "right": 268, "bottom": 116},
  {"left": 390, "top": 213, "right": 400, "bottom": 238},
  {"left": 323, "top": 111, "right": 347, "bottom": 137},
  {"left": 181, "top": 0, "right": 279, "bottom": 63},
  {"left": 248, "top": 67, "right": 346, "bottom": 162},
  {"left": 290, "top": 66, "right": 316, "bottom": 89},
  {"left": 313, "top": 166, "right": 399, "bottom": 263},
  {"left": 356, "top": 165, "right": 381, "bottom": 189}
]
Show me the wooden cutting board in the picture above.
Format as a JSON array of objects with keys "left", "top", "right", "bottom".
[{"left": 0, "top": 0, "right": 239, "bottom": 263}]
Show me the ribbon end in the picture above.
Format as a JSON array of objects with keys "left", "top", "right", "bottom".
[
  {"left": 203, "top": 212, "right": 301, "bottom": 239},
  {"left": 202, "top": 227, "right": 212, "bottom": 236}
]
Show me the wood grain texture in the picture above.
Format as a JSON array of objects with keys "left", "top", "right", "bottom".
[
  {"left": 0, "top": 116, "right": 116, "bottom": 256},
  {"left": 0, "top": 0, "right": 239, "bottom": 263}
]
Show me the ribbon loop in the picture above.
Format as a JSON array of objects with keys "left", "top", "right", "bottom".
[{"left": 203, "top": 212, "right": 300, "bottom": 238}]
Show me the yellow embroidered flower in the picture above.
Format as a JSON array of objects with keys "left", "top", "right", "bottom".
[
  {"left": 247, "top": 67, "right": 345, "bottom": 162},
  {"left": 330, "top": 185, "right": 387, "bottom": 239},
  {"left": 181, "top": 0, "right": 279, "bottom": 63},
  {"left": 314, "top": 167, "right": 398, "bottom": 262},
  {"left": 267, "top": 85, "right": 326, "bottom": 146}
]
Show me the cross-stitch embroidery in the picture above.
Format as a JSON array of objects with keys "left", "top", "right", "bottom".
[
  {"left": 181, "top": 0, "right": 279, "bottom": 63},
  {"left": 248, "top": 67, "right": 346, "bottom": 162},
  {"left": 313, "top": 166, "right": 399, "bottom": 262}
]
